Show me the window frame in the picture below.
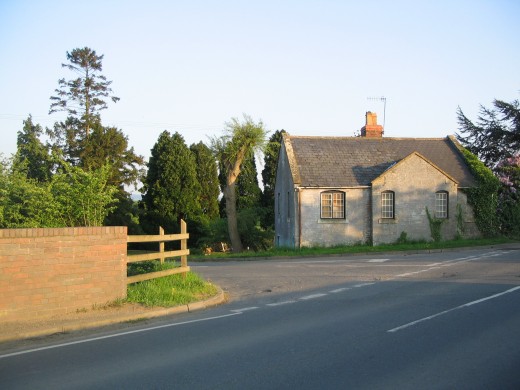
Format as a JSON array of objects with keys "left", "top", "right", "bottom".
[
  {"left": 320, "top": 191, "right": 346, "bottom": 220},
  {"left": 381, "top": 191, "right": 395, "bottom": 219},
  {"left": 435, "top": 191, "right": 449, "bottom": 219}
]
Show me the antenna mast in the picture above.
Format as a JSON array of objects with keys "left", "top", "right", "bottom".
[{"left": 367, "top": 96, "right": 387, "bottom": 130}]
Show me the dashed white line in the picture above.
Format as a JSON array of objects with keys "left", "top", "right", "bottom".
[
  {"left": 230, "top": 307, "right": 259, "bottom": 313},
  {"left": 266, "top": 300, "right": 296, "bottom": 307},
  {"left": 330, "top": 287, "right": 351, "bottom": 293},
  {"left": 368, "top": 259, "right": 390, "bottom": 263},
  {"left": 300, "top": 293, "right": 328, "bottom": 300}
]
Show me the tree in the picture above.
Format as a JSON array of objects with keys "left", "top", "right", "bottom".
[
  {"left": 236, "top": 154, "right": 262, "bottom": 210},
  {"left": 0, "top": 156, "right": 59, "bottom": 228},
  {"left": 141, "top": 131, "right": 202, "bottom": 233},
  {"left": 50, "top": 162, "right": 118, "bottom": 227},
  {"left": 210, "top": 114, "right": 268, "bottom": 252},
  {"left": 0, "top": 156, "right": 117, "bottom": 228},
  {"left": 496, "top": 155, "right": 520, "bottom": 236},
  {"left": 218, "top": 153, "right": 262, "bottom": 215},
  {"left": 261, "top": 130, "right": 285, "bottom": 229},
  {"left": 81, "top": 122, "right": 145, "bottom": 188},
  {"left": 457, "top": 95, "right": 520, "bottom": 237},
  {"left": 456, "top": 97, "right": 520, "bottom": 167},
  {"left": 14, "top": 115, "right": 52, "bottom": 182},
  {"left": 190, "top": 142, "right": 220, "bottom": 220},
  {"left": 49, "top": 47, "right": 120, "bottom": 137}
]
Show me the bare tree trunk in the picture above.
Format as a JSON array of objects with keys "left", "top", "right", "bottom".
[
  {"left": 224, "top": 148, "right": 247, "bottom": 253},
  {"left": 224, "top": 181, "right": 243, "bottom": 253}
]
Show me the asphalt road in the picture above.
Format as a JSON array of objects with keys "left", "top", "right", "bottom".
[{"left": 1, "top": 246, "right": 519, "bottom": 389}]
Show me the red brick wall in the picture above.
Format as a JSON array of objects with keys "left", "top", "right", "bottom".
[{"left": 0, "top": 227, "right": 127, "bottom": 321}]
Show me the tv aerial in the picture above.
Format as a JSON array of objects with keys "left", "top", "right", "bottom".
[{"left": 367, "top": 96, "right": 387, "bottom": 130}]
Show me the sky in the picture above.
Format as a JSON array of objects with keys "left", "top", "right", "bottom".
[{"left": 1, "top": 0, "right": 519, "bottom": 163}]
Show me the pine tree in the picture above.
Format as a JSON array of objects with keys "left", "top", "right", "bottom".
[{"left": 49, "top": 47, "right": 119, "bottom": 137}]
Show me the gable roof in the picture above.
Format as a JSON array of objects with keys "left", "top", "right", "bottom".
[
  {"left": 284, "top": 134, "right": 477, "bottom": 188},
  {"left": 373, "top": 151, "right": 459, "bottom": 184}
]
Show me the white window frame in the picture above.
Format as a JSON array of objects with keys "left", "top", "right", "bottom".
[
  {"left": 320, "top": 191, "right": 345, "bottom": 219},
  {"left": 381, "top": 191, "right": 395, "bottom": 219},
  {"left": 435, "top": 191, "right": 448, "bottom": 219}
]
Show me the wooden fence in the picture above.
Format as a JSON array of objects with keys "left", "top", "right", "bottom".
[{"left": 127, "top": 220, "right": 190, "bottom": 284}]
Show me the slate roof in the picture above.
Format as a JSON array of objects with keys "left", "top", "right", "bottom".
[{"left": 284, "top": 135, "right": 477, "bottom": 188}]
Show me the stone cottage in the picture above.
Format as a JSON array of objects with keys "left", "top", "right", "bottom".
[{"left": 274, "top": 112, "right": 480, "bottom": 247}]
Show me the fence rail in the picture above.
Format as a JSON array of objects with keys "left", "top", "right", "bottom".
[{"left": 127, "top": 220, "right": 190, "bottom": 284}]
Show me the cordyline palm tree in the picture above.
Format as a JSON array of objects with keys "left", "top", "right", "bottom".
[{"left": 211, "top": 114, "right": 268, "bottom": 252}]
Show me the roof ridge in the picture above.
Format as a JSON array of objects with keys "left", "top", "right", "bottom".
[{"left": 289, "top": 135, "right": 449, "bottom": 141}]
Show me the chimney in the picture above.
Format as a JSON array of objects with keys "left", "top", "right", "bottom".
[{"left": 361, "top": 111, "right": 383, "bottom": 138}]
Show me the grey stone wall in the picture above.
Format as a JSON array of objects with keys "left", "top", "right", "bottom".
[
  {"left": 274, "top": 144, "right": 297, "bottom": 247},
  {"left": 371, "top": 154, "right": 461, "bottom": 245},
  {"left": 299, "top": 188, "right": 370, "bottom": 247}
]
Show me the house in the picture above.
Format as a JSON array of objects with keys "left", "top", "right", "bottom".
[{"left": 274, "top": 112, "right": 480, "bottom": 247}]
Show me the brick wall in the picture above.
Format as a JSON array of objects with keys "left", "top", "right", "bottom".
[{"left": 0, "top": 226, "right": 127, "bottom": 321}]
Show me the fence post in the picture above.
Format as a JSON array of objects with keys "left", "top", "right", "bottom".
[
  {"left": 181, "top": 219, "right": 188, "bottom": 278},
  {"left": 159, "top": 226, "right": 165, "bottom": 264}
]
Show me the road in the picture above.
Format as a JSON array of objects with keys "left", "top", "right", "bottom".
[{"left": 1, "top": 246, "right": 519, "bottom": 389}]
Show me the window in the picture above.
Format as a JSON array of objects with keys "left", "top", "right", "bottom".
[
  {"left": 435, "top": 191, "right": 448, "bottom": 218},
  {"left": 321, "top": 191, "right": 345, "bottom": 219},
  {"left": 381, "top": 191, "right": 394, "bottom": 219}
]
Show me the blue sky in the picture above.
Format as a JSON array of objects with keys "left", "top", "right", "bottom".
[{"left": 1, "top": 0, "right": 519, "bottom": 161}]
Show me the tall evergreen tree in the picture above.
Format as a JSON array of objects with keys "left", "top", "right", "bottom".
[
  {"left": 142, "top": 131, "right": 202, "bottom": 233},
  {"left": 14, "top": 116, "right": 52, "bottom": 182},
  {"left": 261, "top": 130, "right": 285, "bottom": 228},
  {"left": 49, "top": 47, "right": 119, "bottom": 137},
  {"left": 236, "top": 154, "right": 262, "bottom": 210},
  {"left": 190, "top": 142, "right": 220, "bottom": 220}
]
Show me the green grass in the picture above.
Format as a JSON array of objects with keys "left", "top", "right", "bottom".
[
  {"left": 190, "top": 237, "right": 515, "bottom": 261},
  {"left": 126, "top": 260, "right": 218, "bottom": 307}
]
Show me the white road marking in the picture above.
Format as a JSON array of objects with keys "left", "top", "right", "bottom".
[
  {"left": 300, "top": 293, "right": 328, "bottom": 300},
  {"left": 329, "top": 287, "right": 351, "bottom": 293},
  {"left": 0, "top": 312, "right": 242, "bottom": 359},
  {"left": 353, "top": 283, "right": 375, "bottom": 288},
  {"left": 230, "top": 307, "right": 259, "bottom": 313},
  {"left": 266, "top": 300, "right": 296, "bottom": 307},
  {"left": 387, "top": 286, "right": 520, "bottom": 333},
  {"left": 368, "top": 259, "right": 389, "bottom": 263},
  {"left": 394, "top": 253, "right": 498, "bottom": 278}
]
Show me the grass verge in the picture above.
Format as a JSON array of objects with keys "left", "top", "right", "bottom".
[
  {"left": 190, "top": 237, "right": 515, "bottom": 260},
  {"left": 127, "top": 260, "right": 218, "bottom": 307}
]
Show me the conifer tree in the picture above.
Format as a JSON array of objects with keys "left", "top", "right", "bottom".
[
  {"left": 190, "top": 142, "right": 220, "bottom": 220},
  {"left": 142, "top": 131, "right": 202, "bottom": 233}
]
